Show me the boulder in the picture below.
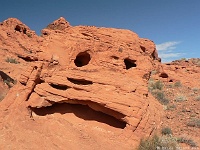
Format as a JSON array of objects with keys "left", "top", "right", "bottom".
[{"left": 0, "top": 17, "right": 163, "bottom": 150}]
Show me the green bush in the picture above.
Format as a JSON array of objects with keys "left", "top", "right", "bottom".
[
  {"left": 161, "top": 127, "right": 172, "bottom": 135},
  {"left": 5, "top": 57, "right": 19, "bottom": 64}
]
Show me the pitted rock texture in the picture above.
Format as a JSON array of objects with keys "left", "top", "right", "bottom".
[{"left": 0, "top": 17, "right": 163, "bottom": 150}]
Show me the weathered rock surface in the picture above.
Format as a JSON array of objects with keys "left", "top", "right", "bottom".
[
  {"left": 153, "top": 58, "right": 200, "bottom": 87},
  {"left": 0, "top": 17, "right": 163, "bottom": 150}
]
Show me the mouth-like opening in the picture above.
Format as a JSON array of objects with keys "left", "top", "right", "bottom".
[
  {"left": 31, "top": 103, "right": 126, "bottom": 129},
  {"left": 49, "top": 83, "right": 69, "bottom": 90},
  {"left": 67, "top": 77, "right": 93, "bottom": 85}
]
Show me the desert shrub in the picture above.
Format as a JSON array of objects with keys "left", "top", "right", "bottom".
[
  {"left": 148, "top": 80, "right": 169, "bottom": 105},
  {"left": 187, "top": 118, "right": 200, "bottom": 128},
  {"left": 174, "top": 81, "right": 182, "bottom": 87},
  {"left": 148, "top": 80, "right": 164, "bottom": 91},
  {"left": 161, "top": 127, "right": 173, "bottom": 135},
  {"left": 195, "top": 95, "right": 200, "bottom": 101},
  {"left": 177, "top": 137, "right": 197, "bottom": 147},
  {"left": 174, "top": 95, "right": 187, "bottom": 102},
  {"left": 192, "top": 87, "right": 199, "bottom": 92},
  {"left": 151, "top": 90, "right": 169, "bottom": 105},
  {"left": 150, "top": 70, "right": 157, "bottom": 75},
  {"left": 166, "top": 104, "right": 176, "bottom": 111},
  {"left": 5, "top": 57, "right": 19, "bottom": 64},
  {"left": 138, "top": 135, "right": 177, "bottom": 150},
  {"left": 138, "top": 135, "right": 160, "bottom": 150},
  {"left": 159, "top": 135, "right": 177, "bottom": 150}
]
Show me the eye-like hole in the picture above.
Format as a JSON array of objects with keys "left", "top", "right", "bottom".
[
  {"left": 74, "top": 51, "right": 91, "bottom": 67},
  {"left": 124, "top": 58, "right": 137, "bottom": 70},
  {"left": 15, "top": 25, "right": 21, "bottom": 32},
  {"left": 159, "top": 72, "right": 168, "bottom": 78},
  {"left": 14, "top": 25, "right": 27, "bottom": 34}
]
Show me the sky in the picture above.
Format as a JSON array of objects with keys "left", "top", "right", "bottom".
[{"left": 1, "top": 0, "right": 200, "bottom": 62}]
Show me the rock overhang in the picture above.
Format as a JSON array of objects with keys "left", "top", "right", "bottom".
[{"left": 0, "top": 17, "right": 163, "bottom": 147}]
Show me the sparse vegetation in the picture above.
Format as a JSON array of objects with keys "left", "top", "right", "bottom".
[
  {"left": 5, "top": 57, "right": 19, "bottom": 64},
  {"left": 195, "top": 95, "right": 200, "bottom": 101},
  {"left": 151, "top": 90, "right": 169, "bottom": 105},
  {"left": 177, "top": 137, "right": 197, "bottom": 147},
  {"left": 150, "top": 70, "right": 157, "bottom": 75},
  {"left": 174, "top": 81, "right": 182, "bottom": 87},
  {"left": 192, "top": 87, "right": 199, "bottom": 92},
  {"left": 166, "top": 104, "right": 176, "bottom": 111},
  {"left": 148, "top": 80, "right": 164, "bottom": 91},
  {"left": 187, "top": 118, "right": 200, "bottom": 128},
  {"left": 138, "top": 135, "right": 177, "bottom": 150},
  {"left": 174, "top": 95, "right": 187, "bottom": 102},
  {"left": 138, "top": 135, "right": 160, "bottom": 150},
  {"left": 161, "top": 127, "right": 173, "bottom": 135},
  {"left": 148, "top": 79, "right": 169, "bottom": 105}
]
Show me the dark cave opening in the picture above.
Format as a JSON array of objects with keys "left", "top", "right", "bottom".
[
  {"left": 49, "top": 83, "right": 69, "bottom": 90},
  {"left": 124, "top": 58, "right": 137, "bottom": 70},
  {"left": 31, "top": 103, "right": 126, "bottom": 129},
  {"left": 14, "top": 25, "right": 27, "bottom": 34},
  {"left": 74, "top": 51, "right": 91, "bottom": 67},
  {"left": 159, "top": 72, "right": 168, "bottom": 78}
]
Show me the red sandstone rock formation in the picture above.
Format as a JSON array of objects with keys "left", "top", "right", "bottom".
[{"left": 0, "top": 17, "right": 163, "bottom": 150}]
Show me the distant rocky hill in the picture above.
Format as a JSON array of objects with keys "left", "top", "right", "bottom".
[{"left": 0, "top": 17, "right": 199, "bottom": 150}]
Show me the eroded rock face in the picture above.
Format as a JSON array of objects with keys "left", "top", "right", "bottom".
[
  {"left": 152, "top": 58, "right": 200, "bottom": 88},
  {"left": 0, "top": 17, "right": 163, "bottom": 150}
]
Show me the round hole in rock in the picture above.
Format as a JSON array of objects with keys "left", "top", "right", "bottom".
[
  {"left": 15, "top": 25, "right": 21, "bottom": 32},
  {"left": 159, "top": 72, "right": 168, "bottom": 78},
  {"left": 124, "top": 58, "right": 137, "bottom": 70},
  {"left": 74, "top": 51, "right": 91, "bottom": 67}
]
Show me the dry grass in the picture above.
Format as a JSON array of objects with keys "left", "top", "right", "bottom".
[
  {"left": 137, "top": 135, "right": 177, "bottom": 150},
  {"left": 174, "top": 95, "right": 187, "bottom": 102},
  {"left": 187, "top": 118, "right": 200, "bottom": 128}
]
